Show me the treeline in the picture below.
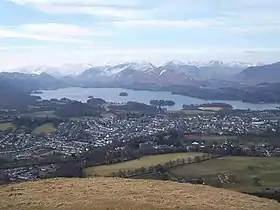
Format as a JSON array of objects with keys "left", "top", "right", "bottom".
[
  {"left": 11, "top": 117, "right": 62, "bottom": 133},
  {"left": 109, "top": 154, "right": 213, "bottom": 178},
  {"left": 168, "top": 84, "right": 280, "bottom": 104},
  {"left": 246, "top": 191, "right": 280, "bottom": 203},
  {"left": 55, "top": 101, "right": 104, "bottom": 117},
  {"left": 150, "top": 100, "right": 175, "bottom": 107},
  {"left": 109, "top": 101, "right": 157, "bottom": 113},
  {"left": 182, "top": 103, "right": 233, "bottom": 110}
]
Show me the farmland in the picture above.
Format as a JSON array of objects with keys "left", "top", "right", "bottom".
[
  {"left": 169, "top": 109, "right": 215, "bottom": 115},
  {"left": 22, "top": 111, "right": 57, "bottom": 118},
  {"left": 33, "top": 123, "right": 57, "bottom": 134},
  {"left": 84, "top": 152, "right": 203, "bottom": 177},
  {"left": 0, "top": 122, "right": 15, "bottom": 131},
  {"left": 170, "top": 156, "right": 280, "bottom": 192}
]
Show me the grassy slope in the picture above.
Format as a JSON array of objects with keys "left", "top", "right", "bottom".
[
  {"left": 33, "top": 123, "right": 57, "bottom": 134},
  {"left": 0, "top": 178, "right": 279, "bottom": 210},
  {"left": 85, "top": 153, "right": 203, "bottom": 177},
  {"left": 24, "top": 111, "right": 57, "bottom": 118},
  {"left": 170, "top": 156, "right": 280, "bottom": 192},
  {"left": 0, "top": 122, "right": 15, "bottom": 131},
  {"left": 169, "top": 110, "right": 215, "bottom": 115}
]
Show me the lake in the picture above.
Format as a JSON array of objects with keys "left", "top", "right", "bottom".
[{"left": 33, "top": 87, "right": 279, "bottom": 110}]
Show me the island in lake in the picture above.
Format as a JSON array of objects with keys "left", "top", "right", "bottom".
[
  {"left": 150, "top": 100, "right": 176, "bottom": 107},
  {"left": 32, "top": 90, "right": 43, "bottom": 94},
  {"left": 119, "top": 92, "right": 128, "bottom": 97}
]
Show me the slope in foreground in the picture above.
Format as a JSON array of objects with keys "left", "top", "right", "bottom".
[{"left": 0, "top": 178, "right": 279, "bottom": 210}]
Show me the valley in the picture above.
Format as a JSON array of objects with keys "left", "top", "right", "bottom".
[
  {"left": 2, "top": 60, "right": 280, "bottom": 106},
  {"left": 33, "top": 87, "right": 280, "bottom": 110}
]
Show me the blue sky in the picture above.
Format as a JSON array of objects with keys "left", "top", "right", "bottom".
[{"left": 1, "top": 0, "right": 280, "bottom": 69}]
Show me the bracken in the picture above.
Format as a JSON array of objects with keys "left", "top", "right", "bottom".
[{"left": 0, "top": 177, "right": 279, "bottom": 210}]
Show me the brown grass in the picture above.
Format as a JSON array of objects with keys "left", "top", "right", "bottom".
[{"left": 0, "top": 177, "right": 279, "bottom": 210}]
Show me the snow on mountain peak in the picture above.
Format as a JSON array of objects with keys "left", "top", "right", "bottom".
[
  {"left": 165, "top": 60, "right": 186, "bottom": 66},
  {"left": 185, "top": 60, "right": 254, "bottom": 68},
  {"left": 8, "top": 63, "right": 93, "bottom": 77},
  {"left": 100, "top": 62, "right": 156, "bottom": 76},
  {"left": 129, "top": 62, "right": 155, "bottom": 71}
]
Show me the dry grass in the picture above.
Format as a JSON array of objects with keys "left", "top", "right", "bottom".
[
  {"left": 85, "top": 153, "right": 203, "bottom": 177},
  {"left": 0, "top": 177, "right": 279, "bottom": 210}
]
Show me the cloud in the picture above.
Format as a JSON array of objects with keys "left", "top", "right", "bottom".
[
  {"left": 40, "top": 5, "right": 146, "bottom": 18},
  {"left": 9, "top": 0, "right": 140, "bottom": 7},
  {"left": 2, "top": 46, "right": 280, "bottom": 70},
  {"left": 4, "top": 0, "right": 280, "bottom": 68},
  {"left": 9, "top": 0, "right": 151, "bottom": 18},
  {"left": 0, "top": 23, "right": 105, "bottom": 42},
  {"left": 114, "top": 19, "right": 223, "bottom": 28}
]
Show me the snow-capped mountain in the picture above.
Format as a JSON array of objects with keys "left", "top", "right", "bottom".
[
  {"left": 158, "top": 60, "right": 253, "bottom": 80},
  {"left": 167, "top": 60, "right": 254, "bottom": 68},
  {"left": 164, "top": 60, "right": 186, "bottom": 67},
  {"left": 6, "top": 63, "right": 93, "bottom": 77},
  {"left": 78, "top": 61, "right": 197, "bottom": 86},
  {"left": 4, "top": 60, "right": 263, "bottom": 87},
  {"left": 100, "top": 62, "right": 156, "bottom": 76},
  {"left": 194, "top": 60, "right": 254, "bottom": 68}
]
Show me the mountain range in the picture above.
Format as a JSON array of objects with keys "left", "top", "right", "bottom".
[
  {"left": 1, "top": 60, "right": 280, "bottom": 106},
  {"left": 4, "top": 60, "right": 252, "bottom": 79},
  {"left": 72, "top": 60, "right": 256, "bottom": 87},
  {"left": 1, "top": 60, "right": 280, "bottom": 89}
]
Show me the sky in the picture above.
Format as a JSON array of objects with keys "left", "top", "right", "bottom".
[{"left": 1, "top": 0, "right": 280, "bottom": 69}]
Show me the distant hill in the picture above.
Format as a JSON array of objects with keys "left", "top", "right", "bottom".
[
  {"left": 0, "top": 178, "right": 279, "bottom": 210},
  {"left": 234, "top": 62, "right": 280, "bottom": 85},
  {"left": 0, "top": 72, "right": 71, "bottom": 93},
  {"left": 0, "top": 81, "right": 39, "bottom": 109}
]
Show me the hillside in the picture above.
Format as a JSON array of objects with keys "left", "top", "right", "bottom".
[
  {"left": 0, "top": 81, "right": 39, "bottom": 109},
  {"left": 234, "top": 62, "right": 280, "bottom": 84},
  {"left": 0, "top": 72, "right": 70, "bottom": 93},
  {"left": 0, "top": 178, "right": 279, "bottom": 210}
]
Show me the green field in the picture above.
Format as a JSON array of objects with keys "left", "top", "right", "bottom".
[
  {"left": 170, "top": 156, "right": 280, "bottom": 192},
  {"left": 23, "top": 111, "right": 57, "bottom": 118},
  {"left": 169, "top": 110, "right": 215, "bottom": 115},
  {"left": 33, "top": 123, "right": 57, "bottom": 134},
  {"left": 0, "top": 122, "right": 15, "bottom": 131},
  {"left": 85, "top": 153, "right": 203, "bottom": 177}
]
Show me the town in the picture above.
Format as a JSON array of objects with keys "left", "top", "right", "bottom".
[{"left": 1, "top": 104, "right": 280, "bottom": 183}]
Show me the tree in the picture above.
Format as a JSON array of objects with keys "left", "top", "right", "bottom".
[
  {"left": 139, "top": 167, "right": 146, "bottom": 174},
  {"left": 148, "top": 166, "right": 155, "bottom": 173},
  {"left": 194, "top": 156, "right": 201, "bottom": 163},
  {"left": 187, "top": 157, "right": 193, "bottom": 163},
  {"left": 166, "top": 161, "right": 172, "bottom": 168},
  {"left": 201, "top": 154, "right": 208, "bottom": 161},
  {"left": 117, "top": 170, "right": 125, "bottom": 178},
  {"left": 163, "top": 162, "right": 170, "bottom": 169},
  {"left": 126, "top": 169, "right": 133, "bottom": 177},
  {"left": 111, "top": 172, "right": 117, "bottom": 177},
  {"left": 134, "top": 168, "right": 141, "bottom": 176}
]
